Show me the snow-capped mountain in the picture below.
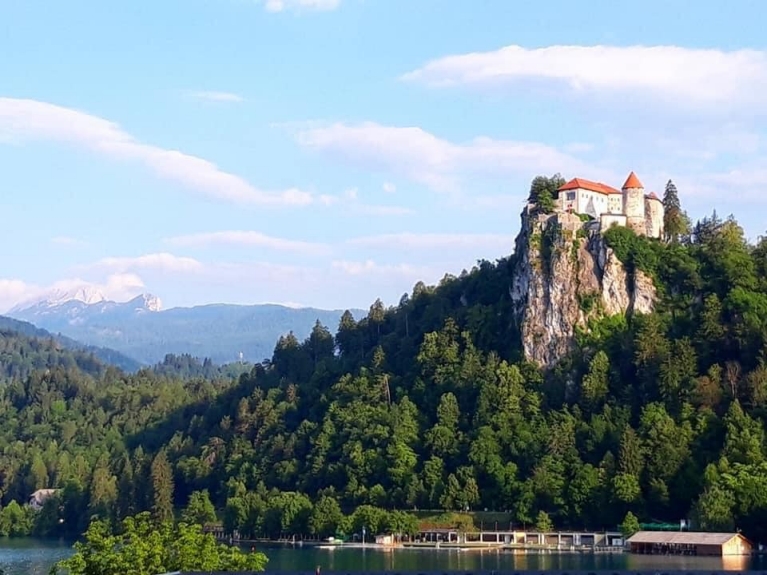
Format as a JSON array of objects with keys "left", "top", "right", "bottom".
[
  {"left": 7, "top": 293, "right": 357, "bottom": 365},
  {"left": 9, "top": 286, "right": 109, "bottom": 313},
  {"left": 10, "top": 292, "right": 163, "bottom": 324}
]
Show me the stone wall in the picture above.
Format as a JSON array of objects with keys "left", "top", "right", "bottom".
[
  {"left": 599, "top": 213, "right": 627, "bottom": 231},
  {"left": 623, "top": 187, "right": 645, "bottom": 234},
  {"left": 645, "top": 198, "right": 664, "bottom": 239}
]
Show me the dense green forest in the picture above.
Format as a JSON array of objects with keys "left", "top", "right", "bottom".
[
  {"left": 1, "top": 177, "right": 767, "bottom": 544},
  {"left": 0, "top": 315, "right": 142, "bottom": 372}
]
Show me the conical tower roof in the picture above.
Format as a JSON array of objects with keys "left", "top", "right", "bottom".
[{"left": 622, "top": 171, "right": 643, "bottom": 189}]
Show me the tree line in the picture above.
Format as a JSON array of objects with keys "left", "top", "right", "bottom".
[{"left": 0, "top": 176, "right": 766, "bottom": 543}]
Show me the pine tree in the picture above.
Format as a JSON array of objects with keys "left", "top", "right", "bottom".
[
  {"left": 663, "top": 179, "right": 689, "bottom": 242},
  {"left": 150, "top": 450, "right": 174, "bottom": 522}
]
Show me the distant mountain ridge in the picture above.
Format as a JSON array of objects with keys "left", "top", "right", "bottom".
[
  {"left": 9, "top": 293, "right": 363, "bottom": 365},
  {"left": 0, "top": 315, "right": 143, "bottom": 372},
  {"left": 11, "top": 290, "right": 163, "bottom": 320}
]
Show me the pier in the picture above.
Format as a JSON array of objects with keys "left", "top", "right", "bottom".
[{"left": 405, "top": 529, "right": 625, "bottom": 552}]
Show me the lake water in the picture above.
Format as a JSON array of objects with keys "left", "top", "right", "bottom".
[
  {"left": 0, "top": 539, "right": 71, "bottom": 575},
  {"left": 2, "top": 540, "right": 766, "bottom": 574}
]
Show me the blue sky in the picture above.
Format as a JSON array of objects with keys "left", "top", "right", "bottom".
[{"left": 2, "top": 0, "right": 767, "bottom": 312}]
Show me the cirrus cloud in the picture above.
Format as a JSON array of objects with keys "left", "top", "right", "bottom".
[
  {"left": 0, "top": 97, "right": 312, "bottom": 207},
  {"left": 296, "top": 121, "right": 593, "bottom": 192},
  {"left": 402, "top": 44, "right": 767, "bottom": 111}
]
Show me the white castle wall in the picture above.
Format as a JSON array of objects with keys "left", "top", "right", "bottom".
[
  {"left": 607, "top": 195, "right": 622, "bottom": 214},
  {"left": 556, "top": 179, "right": 665, "bottom": 240},
  {"left": 576, "top": 191, "right": 608, "bottom": 217}
]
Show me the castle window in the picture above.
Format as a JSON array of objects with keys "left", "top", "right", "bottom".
[{"left": 566, "top": 192, "right": 576, "bottom": 200}]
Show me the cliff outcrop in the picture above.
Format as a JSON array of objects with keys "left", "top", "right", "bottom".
[{"left": 510, "top": 207, "right": 656, "bottom": 368}]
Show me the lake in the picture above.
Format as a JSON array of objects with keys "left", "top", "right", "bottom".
[
  {"left": 0, "top": 539, "right": 71, "bottom": 574},
  {"left": 2, "top": 540, "right": 766, "bottom": 574}
]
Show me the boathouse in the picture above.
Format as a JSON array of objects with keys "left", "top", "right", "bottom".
[{"left": 626, "top": 531, "right": 752, "bottom": 556}]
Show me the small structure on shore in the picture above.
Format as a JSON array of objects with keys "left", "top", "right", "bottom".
[
  {"left": 28, "top": 488, "right": 58, "bottom": 511},
  {"left": 626, "top": 531, "right": 752, "bottom": 556}
]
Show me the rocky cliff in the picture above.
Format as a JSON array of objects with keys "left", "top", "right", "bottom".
[{"left": 510, "top": 207, "right": 656, "bottom": 368}]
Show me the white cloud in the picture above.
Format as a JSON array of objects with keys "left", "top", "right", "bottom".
[
  {"left": 382, "top": 182, "right": 396, "bottom": 193},
  {"left": 402, "top": 45, "right": 767, "bottom": 110},
  {"left": 0, "top": 273, "right": 146, "bottom": 313},
  {"left": 263, "top": 0, "right": 341, "bottom": 12},
  {"left": 188, "top": 91, "right": 244, "bottom": 103},
  {"left": 296, "top": 121, "right": 592, "bottom": 192},
  {"left": 0, "top": 98, "right": 312, "bottom": 206},
  {"left": 0, "top": 279, "right": 30, "bottom": 312},
  {"left": 164, "top": 231, "right": 330, "bottom": 255},
  {"left": 87, "top": 252, "right": 204, "bottom": 274},
  {"left": 348, "top": 232, "right": 513, "bottom": 252}
]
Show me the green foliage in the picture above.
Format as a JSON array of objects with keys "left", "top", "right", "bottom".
[
  {"left": 4, "top": 176, "right": 767, "bottom": 544},
  {"left": 540, "top": 220, "right": 561, "bottom": 277},
  {"left": 602, "top": 225, "right": 662, "bottom": 277},
  {"left": 535, "top": 510, "right": 553, "bottom": 532},
  {"left": 527, "top": 174, "right": 565, "bottom": 214},
  {"left": 54, "top": 512, "right": 267, "bottom": 575},
  {"left": 0, "top": 501, "right": 33, "bottom": 536},
  {"left": 182, "top": 490, "right": 217, "bottom": 525},
  {"left": 619, "top": 511, "right": 640, "bottom": 537},
  {"left": 662, "top": 180, "right": 691, "bottom": 243},
  {"left": 577, "top": 291, "right": 599, "bottom": 314}
]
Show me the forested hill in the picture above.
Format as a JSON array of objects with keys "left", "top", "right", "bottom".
[
  {"left": 0, "top": 315, "right": 142, "bottom": 372},
  {"left": 1, "top": 177, "right": 767, "bottom": 544}
]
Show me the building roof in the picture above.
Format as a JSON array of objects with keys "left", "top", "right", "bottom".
[
  {"left": 645, "top": 192, "right": 661, "bottom": 201},
  {"left": 627, "top": 531, "right": 745, "bottom": 546},
  {"left": 29, "top": 488, "right": 57, "bottom": 499},
  {"left": 622, "top": 171, "right": 644, "bottom": 189},
  {"left": 558, "top": 178, "right": 620, "bottom": 196}
]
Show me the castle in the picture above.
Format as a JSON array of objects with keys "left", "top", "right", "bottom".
[{"left": 556, "top": 171, "right": 664, "bottom": 239}]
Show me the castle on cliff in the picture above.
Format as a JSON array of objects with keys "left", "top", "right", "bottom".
[{"left": 556, "top": 171, "right": 664, "bottom": 239}]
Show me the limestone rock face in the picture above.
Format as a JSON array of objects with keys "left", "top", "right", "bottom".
[{"left": 510, "top": 207, "right": 656, "bottom": 368}]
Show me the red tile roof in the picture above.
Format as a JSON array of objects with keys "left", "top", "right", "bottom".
[
  {"left": 646, "top": 191, "right": 661, "bottom": 201},
  {"left": 622, "top": 171, "right": 643, "bottom": 189},
  {"left": 558, "top": 178, "right": 621, "bottom": 196}
]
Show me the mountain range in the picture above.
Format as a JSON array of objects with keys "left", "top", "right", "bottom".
[
  {"left": 0, "top": 315, "right": 142, "bottom": 372},
  {"left": 8, "top": 290, "right": 362, "bottom": 366}
]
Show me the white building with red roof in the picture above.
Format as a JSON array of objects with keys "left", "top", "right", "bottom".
[{"left": 556, "top": 171, "right": 664, "bottom": 239}]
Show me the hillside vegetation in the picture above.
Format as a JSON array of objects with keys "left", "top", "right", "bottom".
[
  {"left": 0, "top": 315, "right": 142, "bottom": 372},
  {"left": 1, "top": 178, "right": 767, "bottom": 544},
  {"left": 10, "top": 302, "right": 360, "bottom": 365}
]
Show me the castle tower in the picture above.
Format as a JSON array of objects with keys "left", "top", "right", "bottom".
[
  {"left": 644, "top": 192, "right": 664, "bottom": 239},
  {"left": 622, "top": 171, "right": 646, "bottom": 235}
]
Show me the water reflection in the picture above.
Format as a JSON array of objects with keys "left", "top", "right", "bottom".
[
  {"left": 0, "top": 539, "right": 764, "bottom": 574},
  {"left": 0, "top": 539, "right": 71, "bottom": 575},
  {"left": 261, "top": 545, "right": 767, "bottom": 572}
]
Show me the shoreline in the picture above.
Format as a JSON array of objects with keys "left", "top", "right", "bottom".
[{"left": 235, "top": 540, "right": 627, "bottom": 555}]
